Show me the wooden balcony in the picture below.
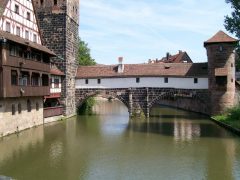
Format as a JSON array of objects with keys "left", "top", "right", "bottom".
[
  {"left": 3, "top": 85, "right": 50, "bottom": 97},
  {"left": 3, "top": 56, "right": 50, "bottom": 72},
  {"left": 44, "top": 106, "right": 64, "bottom": 118}
]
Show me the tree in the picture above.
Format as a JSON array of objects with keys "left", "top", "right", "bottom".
[
  {"left": 78, "top": 38, "right": 96, "bottom": 66},
  {"left": 224, "top": 0, "right": 240, "bottom": 70}
]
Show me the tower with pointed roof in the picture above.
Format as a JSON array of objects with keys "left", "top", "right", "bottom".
[
  {"left": 204, "top": 30, "right": 239, "bottom": 115},
  {"left": 33, "top": 0, "right": 79, "bottom": 116}
]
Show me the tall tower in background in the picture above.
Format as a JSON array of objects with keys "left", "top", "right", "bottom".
[
  {"left": 33, "top": 0, "right": 79, "bottom": 116},
  {"left": 204, "top": 31, "right": 238, "bottom": 115}
]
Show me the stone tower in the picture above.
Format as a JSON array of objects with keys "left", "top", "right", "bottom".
[
  {"left": 33, "top": 0, "right": 79, "bottom": 116},
  {"left": 204, "top": 31, "right": 238, "bottom": 115}
]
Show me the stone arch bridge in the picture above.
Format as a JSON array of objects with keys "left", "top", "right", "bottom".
[{"left": 75, "top": 88, "right": 210, "bottom": 117}]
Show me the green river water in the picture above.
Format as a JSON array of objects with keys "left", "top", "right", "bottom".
[{"left": 0, "top": 100, "right": 240, "bottom": 180}]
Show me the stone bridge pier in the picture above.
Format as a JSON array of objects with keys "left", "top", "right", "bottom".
[{"left": 75, "top": 88, "right": 210, "bottom": 118}]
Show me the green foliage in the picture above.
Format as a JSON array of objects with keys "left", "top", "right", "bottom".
[
  {"left": 77, "top": 97, "right": 96, "bottom": 115},
  {"left": 224, "top": 0, "right": 240, "bottom": 70},
  {"left": 78, "top": 38, "right": 96, "bottom": 66},
  {"left": 213, "top": 105, "right": 240, "bottom": 129}
]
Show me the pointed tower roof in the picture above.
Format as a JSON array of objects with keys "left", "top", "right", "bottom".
[{"left": 204, "top": 30, "right": 238, "bottom": 46}]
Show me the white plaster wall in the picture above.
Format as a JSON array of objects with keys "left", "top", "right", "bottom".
[
  {"left": 76, "top": 77, "right": 208, "bottom": 89},
  {"left": 0, "top": 0, "right": 41, "bottom": 44},
  {"left": 0, "top": 97, "right": 44, "bottom": 137}
]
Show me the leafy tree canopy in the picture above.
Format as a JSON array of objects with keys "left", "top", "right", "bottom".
[
  {"left": 78, "top": 38, "right": 96, "bottom": 66},
  {"left": 224, "top": 0, "right": 240, "bottom": 70}
]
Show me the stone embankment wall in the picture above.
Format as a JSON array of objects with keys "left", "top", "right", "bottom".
[{"left": 0, "top": 97, "right": 43, "bottom": 137}]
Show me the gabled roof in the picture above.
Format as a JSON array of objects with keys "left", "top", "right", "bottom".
[
  {"left": 76, "top": 63, "right": 208, "bottom": 79},
  {"left": 204, "top": 30, "right": 238, "bottom": 46},
  {"left": 156, "top": 51, "right": 192, "bottom": 63},
  {"left": 0, "top": 30, "right": 55, "bottom": 55}
]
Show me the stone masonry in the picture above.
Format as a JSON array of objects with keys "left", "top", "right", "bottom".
[
  {"left": 75, "top": 88, "right": 210, "bottom": 118},
  {"left": 33, "top": 0, "right": 79, "bottom": 117}
]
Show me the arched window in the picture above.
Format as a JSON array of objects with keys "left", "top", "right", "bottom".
[
  {"left": 18, "top": 103, "right": 21, "bottom": 114},
  {"left": 12, "top": 104, "right": 16, "bottom": 115},
  {"left": 27, "top": 99, "right": 31, "bottom": 112}
]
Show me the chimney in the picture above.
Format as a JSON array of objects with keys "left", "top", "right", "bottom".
[
  {"left": 118, "top": 57, "right": 124, "bottom": 73},
  {"left": 166, "top": 52, "right": 170, "bottom": 60}
]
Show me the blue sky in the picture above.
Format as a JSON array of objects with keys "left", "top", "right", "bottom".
[{"left": 79, "top": 0, "right": 233, "bottom": 64}]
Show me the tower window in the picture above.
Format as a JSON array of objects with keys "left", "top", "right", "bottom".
[
  {"left": 18, "top": 103, "right": 21, "bottom": 114},
  {"left": 216, "top": 76, "right": 227, "bottom": 86},
  {"left": 54, "top": 0, "right": 57, "bottom": 5},
  {"left": 27, "top": 99, "right": 31, "bottom": 112},
  {"left": 36, "top": 102, "right": 39, "bottom": 111},
  {"left": 136, "top": 77, "right": 140, "bottom": 83},
  {"left": 164, "top": 77, "right": 168, "bottom": 83},
  {"left": 194, "top": 78, "right": 198, "bottom": 84},
  {"left": 12, "top": 104, "right": 16, "bottom": 115},
  {"left": 15, "top": 5, "right": 19, "bottom": 14}
]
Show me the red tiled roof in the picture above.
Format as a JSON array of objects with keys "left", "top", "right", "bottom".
[
  {"left": 76, "top": 63, "right": 208, "bottom": 79},
  {"left": 204, "top": 30, "right": 238, "bottom": 46},
  {"left": 50, "top": 65, "right": 64, "bottom": 76},
  {"left": 149, "top": 51, "right": 192, "bottom": 63}
]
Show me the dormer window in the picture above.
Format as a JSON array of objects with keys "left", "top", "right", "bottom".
[
  {"left": 15, "top": 5, "right": 19, "bottom": 14},
  {"left": 27, "top": 12, "right": 31, "bottom": 21}
]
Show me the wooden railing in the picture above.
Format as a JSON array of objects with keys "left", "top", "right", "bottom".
[{"left": 43, "top": 106, "right": 63, "bottom": 118}]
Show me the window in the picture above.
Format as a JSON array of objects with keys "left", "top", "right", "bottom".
[
  {"left": 85, "top": 79, "right": 88, "bottom": 84},
  {"left": 97, "top": 79, "right": 101, "bottom": 84},
  {"left": 16, "top": 26, "right": 20, "bottom": 36},
  {"left": 18, "top": 103, "right": 21, "bottom": 114},
  {"left": 19, "top": 72, "right": 29, "bottom": 86},
  {"left": 12, "top": 104, "right": 16, "bottom": 115},
  {"left": 40, "top": 0, "right": 44, "bottom": 5},
  {"left": 136, "top": 77, "right": 140, "bottom": 83},
  {"left": 31, "top": 73, "right": 40, "bottom": 86},
  {"left": 36, "top": 102, "right": 39, "bottom": 111},
  {"left": 6, "top": 22, "right": 10, "bottom": 32},
  {"left": 54, "top": 78, "right": 60, "bottom": 88},
  {"left": 15, "top": 5, "right": 19, "bottom": 14},
  {"left": 33, "top": 34, "right": 37, "bottom": 43},
  {"left": 54, "top": 0, "right": 57, "bottom": 5},
  {"left": 25, "top": 30, "right": 29, "bottom": 40},
  {"left": 216, "top": 76, "right": 227, "bottom": 86},
  {"left": 164, "top": 77, "right": 168, "bottom": 83},
  {"left": 27, "top": 99, "right": 31, "bottom": 112},
  {"left": 194, "top": 78, "right": 198, "bottom": 84},
  {"left": 27, "top": 12, "right": 31, "bottom": 21},
  {"left": 42, "top": 74, "right": 49, "bottom": 86},
  {"left": 11, "top": 70, "right": 18, "bottom": 85}
]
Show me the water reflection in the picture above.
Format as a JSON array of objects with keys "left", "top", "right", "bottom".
[{"left": 0, "top": 100, "right": 239, "bottom": 180}]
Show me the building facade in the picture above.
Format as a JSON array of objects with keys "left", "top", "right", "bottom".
[
  {"left": 0, "top": 0, "right": 54, "bottom": 137},
  {"left": 33, "top": 0, "right": 79, "bottom": 117}
]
